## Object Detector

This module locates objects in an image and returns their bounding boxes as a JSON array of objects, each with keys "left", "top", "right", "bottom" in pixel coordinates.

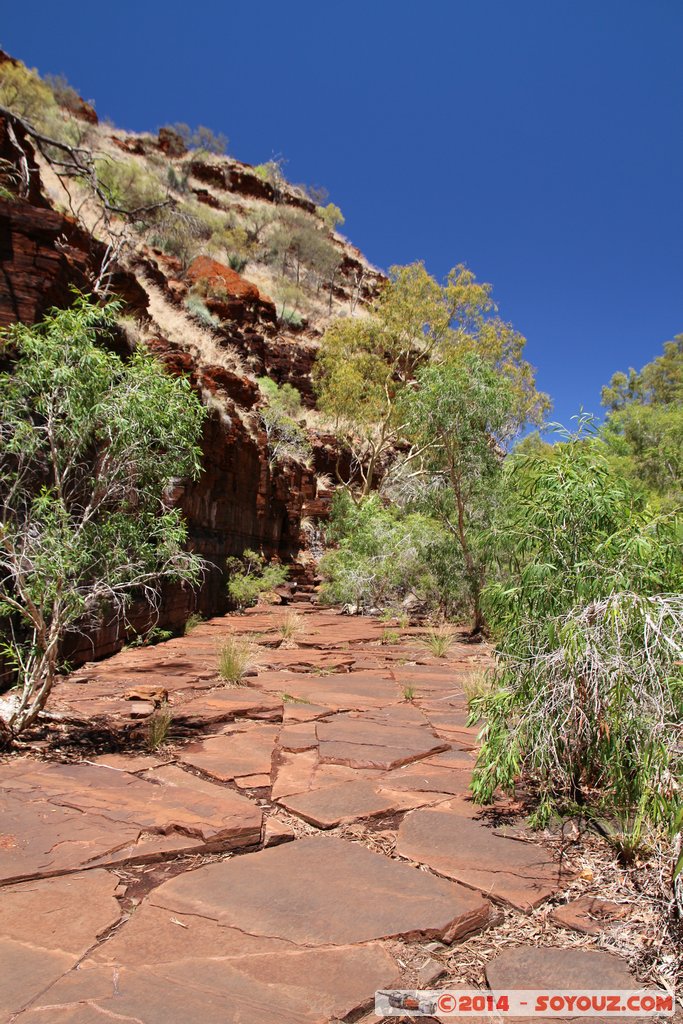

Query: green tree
[
  {"left": 601, "top": 336, "right": 683, "bottom": 504},
  {"left": 317, "top": 202, "right": 345, "bottom": 231},
  {"left": 0, "top": 299, "right": 206, "bottom": 742},
  {"left": 314, "top": 261, "right": 548, "bottom": 498},
  {"left": 399, "top": 354, "right": 515, "bottom": 632}
]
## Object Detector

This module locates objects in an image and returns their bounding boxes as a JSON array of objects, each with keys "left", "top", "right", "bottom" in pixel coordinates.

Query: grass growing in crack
[
  {"left": 184, "top": 613, "right": 203, "bottom": 635},
  {"left": 381, "top": 629, "right": 400, "bottom": 645},
  {"left": 421, "top": 626, "right": 454, "bottom": 658},
  {"left": 280, "top": 692, "right": 311, "bottom": 704},
  {"left": 146, "top": 701, "right": 173, "bottom": 751},
  {"left": 278, "top": 610, "right": 304, "bottom": 641},
  {"left": 403, "top": 684, "right": 416, "bottom": 701},
  {"left": 218, "top": 637, "right": 253, "bottom": 684}
]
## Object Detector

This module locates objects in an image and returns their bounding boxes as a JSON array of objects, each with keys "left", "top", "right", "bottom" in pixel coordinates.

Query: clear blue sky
[{"left": 3, "top": 1, "right": 681, "bottom": 427}]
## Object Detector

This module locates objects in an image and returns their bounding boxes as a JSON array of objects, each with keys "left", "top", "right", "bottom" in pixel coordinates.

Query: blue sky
[{"left": 3, "top": 1, "right": 681, "bottom": 427}]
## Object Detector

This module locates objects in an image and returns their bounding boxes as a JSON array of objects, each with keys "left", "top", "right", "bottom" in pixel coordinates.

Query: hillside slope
[{"left": 0, "top": 52, "right": 383, "bottom": 660}]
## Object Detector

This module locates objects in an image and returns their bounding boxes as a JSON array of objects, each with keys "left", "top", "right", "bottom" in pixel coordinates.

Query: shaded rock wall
[{"left": 0, "top": 116, "right": 338, "bottom": 667}]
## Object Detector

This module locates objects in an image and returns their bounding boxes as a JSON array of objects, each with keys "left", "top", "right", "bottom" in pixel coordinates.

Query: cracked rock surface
[{"left": 0, "top": 605, "right": 645, "bottom": 1022}]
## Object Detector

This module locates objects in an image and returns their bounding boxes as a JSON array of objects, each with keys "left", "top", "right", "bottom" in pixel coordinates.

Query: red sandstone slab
[
  {"left": 20, "top": 942, "right": 401, "bottom": 1024},
  {"left": 171, "top": 686, "right": 283, "bottom": 725},
  {"left": 278, "top": 721, "right": 318, "bottom": 751},
  {"left": 381, "top": 762, "right": 473, "bottom": 795},
  {"left": 179, "top": 723, "right": 279, "bottom": 780},
  {"left": 278, "top": 779, "right": 399, "bottom": 827},
  {"left": 151, "top": 835, "right": 493, "bottom": 945},
  {"left": 270, "top": 748, "right": 383, "bottom": 800},
  {"left": 549, "top": 896, "right": 631, "bottom": 935},
  {"left": 0, "top": 761, "right": 262, "bottom": 884},
  {"left": 0, "top": 870, "right": 121, "bottom": 1021},
  {"left": 397, "top": 808, "right": 570, "bottom": 911},
  {"left": 316, "top": 711, "right": 448, "bottom": 769},
  {"left": 485, "top": 947, "right": 644, "bottom": 1023},
  {"left": 253, "top": 670, "right": 400, "bottom": 711}
]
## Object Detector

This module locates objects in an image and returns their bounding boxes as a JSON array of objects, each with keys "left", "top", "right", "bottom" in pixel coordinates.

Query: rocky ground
[{"left": 0, "top": 604, "right": 677, "bottom": 1023}]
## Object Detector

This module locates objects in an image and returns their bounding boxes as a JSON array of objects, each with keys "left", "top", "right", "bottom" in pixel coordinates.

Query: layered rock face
[{"left": 0, "top": 112, "right": 356, "bottom": 662}]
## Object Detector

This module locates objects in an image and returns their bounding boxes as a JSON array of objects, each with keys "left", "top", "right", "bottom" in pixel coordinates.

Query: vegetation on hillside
[{"left": 0, "top": 299, "right": 205, "bottom": 743}]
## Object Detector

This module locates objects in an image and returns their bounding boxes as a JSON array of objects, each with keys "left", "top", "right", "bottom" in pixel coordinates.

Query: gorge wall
[{"left": 0, "top": 97, "right": 376, "bottom": 664}]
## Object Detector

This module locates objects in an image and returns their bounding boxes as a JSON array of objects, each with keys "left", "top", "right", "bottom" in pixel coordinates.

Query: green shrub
[
  {"left": 95, "top": 157, "right": 165, "bottom": 213},
  {"left": 0, "top": 61, "right": 57, "bottom": 125},
  {"left": 471, "top": 422, "right": 683, "bottom": 833},
  {"left": 184, "top": 293, "right": 220, "bottom": 328},
  {"left": 316, "top": 202, "right": 345, "bottom": 231},
  {"left": 228, "top": 253, "right": 247, "bottom": 273},
  {"left": 319, "top": 492, "right": 462, "bottom": 614},
  {"left": 227, "top": 549, "right": 289, "bottom": 610},
  {"left": 257, "top": 379, "right": 311, "bottom": 467},
  {"left": 280, "top": 309, "right": 304, "bottom": 328}
]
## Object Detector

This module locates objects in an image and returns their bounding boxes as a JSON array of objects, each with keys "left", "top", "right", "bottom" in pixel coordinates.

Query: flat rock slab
[
  {"left": 151, "top": 835, "right": 493, "bottom": 945},
  {"left": 271, "top": 748, "right": 383, "bottom": 800},
  {"left": 397, "top": 808, "right": 569, "bottom": 911},
  {"left": 170, "top": 686, "right": 283, "bottom": 725},
  {"left": 17, "top": 944, "right": 400, "bottom": 1024},
  {"left": 278, "top": 779, "right": 400, "bottom": 827},
  {"left": 316, "top": 709, "right": 447, "bottom": 769},
  {"left": 180, "top": 723, "right": 279, "bottom": 781},
  {"left": 0, "top": 760, "right": 262, "bottom": 884},
  {"left": 550, "top": 896, "right": 631, "bottom": 935},
  {"left": 255, "top": 670, "right": 401, "bottom": 711},
  {"left": 485, "top": 947, "right": 646, "bottom": 1023},
  {"left": 0, "top": 870, "right": 121, "bottom": 1020}
]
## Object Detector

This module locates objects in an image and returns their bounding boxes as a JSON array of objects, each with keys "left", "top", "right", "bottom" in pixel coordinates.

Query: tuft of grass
[
  {"left": 398, "top": 613, "right": 410, "bottom": 629},
  {"left": 421, "top": 626, "right": 454, "bottom": 658},
  {"left": 381, "top": 629, "right": 400, "bottom": 645},
  {"left": 403, "top": 684, "right": 416, "bottom": 701},
  {"left": 184, "top": 613, "right": 203, "bottom": 635},
  {"left": 461, "top": 669, "right": 493, "bottom": 706},
  {"left": 218, "top": 637, "right": 253, "bottom": 684},
  {"left": 146, "top": 701, "right": 173, "bottom": 751},
  {"left": 278, "top": 610, "right": 304, "bottom": 641},
  {"left": 280, "top": 692, "right": 310, "bottom": 704}
]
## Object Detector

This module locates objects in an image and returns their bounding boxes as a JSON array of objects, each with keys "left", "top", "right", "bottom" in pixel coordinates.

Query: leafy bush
[
  {"left": 227, "top": 253, "right": 247, "bottom": 273},
  {"left": 0, "top": 61, "right": 57, "bottom": 125},
  {"left": 316, "top": 202, "right": 345, "bottom": 231},
  {"left": 0, "top": 61, "right": 83, "bottom": 146},
  {"left": 95, "top": 157, "right": 165, "bottom": 214},
  {"left": 601, "top": 335, "right": 683, "bottom": 506},
  {"left": 319, "top": 492, "right": 462, "bottom": 614},
  {"left": 0, "top": 298, "right": 205, "bottom": 740},
  {"left": 227, "top": 549, "right": 289, "bottom": 610},
  {"left": 280, "top": 309, "right": 304, "bottom": 328},
  {"left": 257, "top": 379, "right": 311, "bottom": 467},
  {"left": 471, "top": 422, "right": 683, "bottom": 832},
  {"left": 164, "top": 123, "right": 228, "bottom": 154}
]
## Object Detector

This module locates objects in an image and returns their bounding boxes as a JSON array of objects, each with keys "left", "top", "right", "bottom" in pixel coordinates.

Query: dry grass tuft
[
  {"left": 278, "top": 610, "right": 305, "bottom": 641},
  {"left": 421, "top": 625, "right": 454, "bottom": 658},
  {"left": 217, "top": 636, "right": 253, "bottom": 683}
]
